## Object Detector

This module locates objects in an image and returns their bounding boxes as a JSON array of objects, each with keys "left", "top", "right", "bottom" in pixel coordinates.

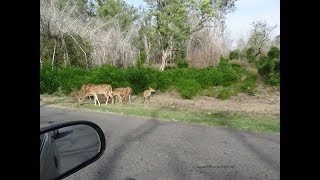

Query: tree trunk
[
  {"left": 159, "top": 36, "right": 173, "bottom": 71},
  {"left": 52, "top": 40, "right": 56, "bottom": 70},
  {"left": 143, "top": 34, "right": 151, "bottom": 64},
  {"left": 61, "top": 34, "right": 69, "bottom": 67}
]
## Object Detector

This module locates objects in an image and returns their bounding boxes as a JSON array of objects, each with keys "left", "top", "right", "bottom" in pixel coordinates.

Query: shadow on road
[
  {"left": 95, "top": 106, "right": 169, "bottom": 180},
  {"left": 224, "top": 128, "right": 280, "bottom": 173}
]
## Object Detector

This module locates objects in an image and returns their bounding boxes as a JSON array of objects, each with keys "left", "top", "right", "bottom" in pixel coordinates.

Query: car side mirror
[{"left": 40, "top": 121, "right": 106, "bottom": 180}]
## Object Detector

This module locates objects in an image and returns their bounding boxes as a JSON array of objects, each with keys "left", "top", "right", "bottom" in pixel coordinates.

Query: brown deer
[
  {"left": 111, "top": 86, "right": 133, "bottom": 104},
  {"left": 143, "top": 87, "right": 155, "bottom": 104},
  {"left": 124, "top": 87, "right": 132, "bottom": 103},
  {"left": 112, "top": 88, "right": 127, "bottom": 104},
  {"left": 78, "top": 84, "right": 113, "bottom": 106},
  {"left": 80, "top": 83, "right": 94, "bottom": 100}
]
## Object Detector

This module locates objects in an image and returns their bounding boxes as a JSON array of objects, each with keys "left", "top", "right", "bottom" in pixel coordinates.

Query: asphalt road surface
[{"left": 40, "top": 105, "right": 280, "bottom": 180}]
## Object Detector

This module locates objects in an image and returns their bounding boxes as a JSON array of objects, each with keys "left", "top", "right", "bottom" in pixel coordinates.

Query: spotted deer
[
  {"left": 143, "top": 87, "right": 155, "bottom": 104},
  {"left": 80, "top": 83, "right": 94, "bottom": 100},
  {"left": 112, "top": 88, "right": 127, "bottom": 104},
  {"left": 78, "top": 84, "right": 113, "bottom": 106},
  {"left": 124, "top": 87, "right": 132, "bottom": 103}
]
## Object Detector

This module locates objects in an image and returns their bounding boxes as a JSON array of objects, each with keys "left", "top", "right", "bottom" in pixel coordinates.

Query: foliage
[
  {"left": 96, "top": 0, "right": 140, "bottom": 30},
  {"left": 40, "top": 34, "right": 92, "bottom": 68},
  {"left": 229, "top": 49, "right": 240, "bottom": 60},
  {"left": 248, "top": 20, "right": 277, "bottom": 56},
  {"left": 267, "top": 46, "right": 280, "bottom": 59},
  {"left": 41, "top": 61, "right": 257, "bottom": 98},
  {"left": 246, "top": 47, "right": 255, "bottom": 63},
  {"left": 256, "top": 47, "right": 280, "bottom": 86}
]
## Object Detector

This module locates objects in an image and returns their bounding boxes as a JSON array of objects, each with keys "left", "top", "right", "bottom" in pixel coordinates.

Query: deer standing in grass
[
  {"left": 143, "top": 87, "right": 155, "bottom": 104},
  {"left": 78, "top": 84, "right": 113, "bottom": 106},
  {"left": 112, "top": 87, "right": 132, "bottom": 104},
  {"left": 124, "top": 87, "right": 132, "bottom": 103},
  {"left": 112, "top": 88, "right": 127, "bottom": 104},
  {"left": 80, "top": 83, "right": 94, "bottom": 100}
]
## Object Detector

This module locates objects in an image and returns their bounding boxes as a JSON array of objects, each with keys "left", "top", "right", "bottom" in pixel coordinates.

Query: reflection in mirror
[{"left": 40, "top": 124, "right": 101, "bottom": 180}]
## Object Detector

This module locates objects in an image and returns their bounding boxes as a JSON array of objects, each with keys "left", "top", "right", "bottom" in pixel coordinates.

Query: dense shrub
[
  {"left": 266, "top": 73, "right": 280, "bottom": 86},
  {"left": 229, "top": 50, "right": 240, "bottom": 60},
  {"left": 126, "top": 67, "right": 158, "bottom": 94},
  {"left": 258, "top": 60, "right": 273, "bottom": 77},
  {"left": 175, "top": 51, "right": 189, "bottom": 68},
  {"left": 40, "top": 61, "right": 258, "bottom": 99},
  {"left": 176, "top": 79, "right": 201, "bottom": 99},
  {"left": 267, "top": 46, "right": 280, "bottom": 59},
  {"left": 240, "top": 74, "right": 257, "bottom": 95},
  {"left": 246, "top": 48, "right": 255, "bottom": 63},
  {"left": 176, "top": 60, "right": 189, "bottom": 68},
  {"left": 217, "top": 89, "right": 234, "bottom": 100},
  {"left": 255, "top": 47, "right": 280, "bottom": 86},
  {"left": 40, "top": 63, "right": 60, "bottom": 94},
  {"left": 56, "top": 67, "right": 88, "bottom": 93},
  {"left": 273, "top": 60, "right": 280, "bottom": 74}
]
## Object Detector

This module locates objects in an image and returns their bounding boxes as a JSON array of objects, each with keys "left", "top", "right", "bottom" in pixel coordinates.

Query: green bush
[
  {"left": 89, "top": 65, "right": 121, "bottom": 86},
  {"left": 217, "top": 89, "right": 234, "bottom": 100},
  {"left": 273, "top": 60, "right": 280, "bottom": 74},
  {"left": 266, "top": 73, "right": 280, "bottom": 86},
  {"left": 240, "top": 74, "right": 257, "bottom": 95},
  {"left": 229, "top": 50, "right": 240, "bottom": 60},
  {"left": 40, "top": 61, "right": 258, "bottom": 99},
  {"left": 267, "top": 46, "right": 280, "bottom": 59},
  {"left": 246, "top": 48, "right": 255, "bottom": 63},
  {"left": 176, "top": 79, "right": 201, "bottom": 99},
  {"left": 40, "top": 62, "right": 60, "bottom": 94},
  {"left": 258, "top": 61, "right": 273, "bottom": 77},
  {"left": 254, "top": 46, "right": 280, "bottom": 86},
  {"left": 56, "top": 67, "right": 88, "bottom": 93},
  {"left": 217, "top": 61, "right": 241, "bottom": 86},
  {"left": 176, "top": 60, "right": 189, "bottom": 68},
  {"left": 126, "top": 67, "right": 157, "bottom": 94},
  {"left": 175, "top": 51, "right": 188, "bottom": 68}
]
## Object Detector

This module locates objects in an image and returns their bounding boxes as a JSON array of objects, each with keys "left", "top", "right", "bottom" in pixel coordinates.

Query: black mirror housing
[{"left": 40, "top": 121, "right": 106, "bottom": 180}]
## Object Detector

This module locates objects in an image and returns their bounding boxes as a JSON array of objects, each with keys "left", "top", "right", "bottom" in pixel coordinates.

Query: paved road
[{"left": 40, "top": 105, "right": 280, "bottom": 180}]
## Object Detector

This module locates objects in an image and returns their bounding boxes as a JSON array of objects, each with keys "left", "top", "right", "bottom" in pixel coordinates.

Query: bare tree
[
  {"left": 185, "top": 0, "right": 235, "bottom": 68},
  {"left": 186, "top": 25, "right": 232, "bottom": 68},
  {"left": 40, "top": 0, "right": 139, "bottom": 68},
  {"left": 248, "top": 20, "right": 276, "bottom": 57}
]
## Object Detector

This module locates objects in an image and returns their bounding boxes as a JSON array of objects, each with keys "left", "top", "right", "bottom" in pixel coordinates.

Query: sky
[{"left": 124, "top": 0, "right": 280, "bottom": 44}]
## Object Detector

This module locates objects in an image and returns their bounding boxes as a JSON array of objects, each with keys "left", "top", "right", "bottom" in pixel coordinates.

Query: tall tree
[{"left": 143, "top": 0, "right": 237, "bottom": 70}]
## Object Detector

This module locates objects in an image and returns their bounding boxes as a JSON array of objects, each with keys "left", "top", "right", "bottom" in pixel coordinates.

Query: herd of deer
[{"left": 76, "top": 83, "right": 156, "bottom": 106}]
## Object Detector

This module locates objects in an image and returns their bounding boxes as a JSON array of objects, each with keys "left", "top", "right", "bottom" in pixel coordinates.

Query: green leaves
[
  {"left": 200, "top": 0, "right": 216, "bottom": 17},
  {"left": 97, "top": 0, "right": 140, "bottom": 30}
]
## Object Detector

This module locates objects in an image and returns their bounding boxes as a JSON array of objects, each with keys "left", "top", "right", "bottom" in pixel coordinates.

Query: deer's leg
[
  {"left": 104, "top": 93, "right": 109, "bottom": 105},
  {"left": 94, "top": 94, "right": 100, "bottom": 106}
]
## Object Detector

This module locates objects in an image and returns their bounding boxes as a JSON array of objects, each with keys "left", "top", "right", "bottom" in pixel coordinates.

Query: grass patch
[{"left": 41, "top": 95, "right": 280, "bottom": 133}]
